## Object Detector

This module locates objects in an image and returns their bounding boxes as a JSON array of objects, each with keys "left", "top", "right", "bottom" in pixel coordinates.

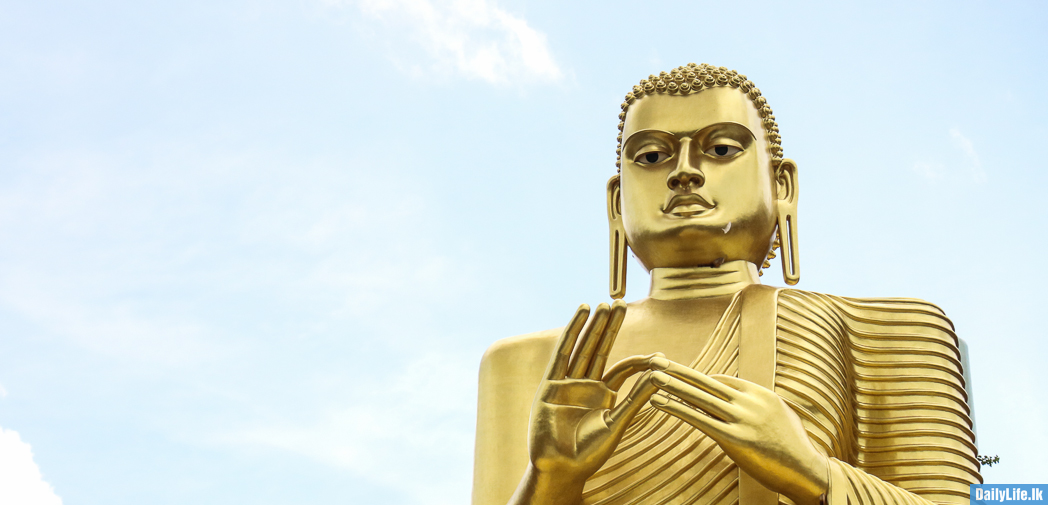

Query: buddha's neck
[{"left": 649, "top": 260, "right": 760, "bottom": 300}]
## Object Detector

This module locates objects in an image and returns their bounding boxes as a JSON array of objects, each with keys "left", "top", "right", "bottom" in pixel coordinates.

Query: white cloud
[
  {"left": 0, "top": 427, "right": 63, "bottom": 505},
  {"left": 230, "top": 352, "right": 476, "bottom": 504},
  {"left": 912, "top": 161, "right": 945, "bottom": 180},
  {"left": 344, "top": 0, "right": 562, "bottom": 84},
  {"left": 0, "top": 151, "right": 226, "bottom": 367},
  {"left": 913, "top": 129, "right": 987, "bottom": 184},
  {"left": 0, "top": 279, "right": 221, "bottom": 366},
  {"left": 0, "top": 140, "right": 480, "bottom": 365},
  {"left": 950, "top": 128, "right": 987, "bottom": 182}
]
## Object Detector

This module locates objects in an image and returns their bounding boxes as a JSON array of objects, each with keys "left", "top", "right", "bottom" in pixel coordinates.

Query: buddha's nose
[{"left": 667, "top": 139, "right": 704, "bottom": 190}]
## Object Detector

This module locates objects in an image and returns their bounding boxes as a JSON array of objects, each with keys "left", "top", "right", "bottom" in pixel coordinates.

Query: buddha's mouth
[{"left": 663, "top": 193, "right": 714, "bottom": 217}]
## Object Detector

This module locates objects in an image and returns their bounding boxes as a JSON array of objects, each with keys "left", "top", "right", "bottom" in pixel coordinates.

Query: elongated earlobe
[
  {"left": 608, "top": 175, "right": 628, "bottom": 299},
  {"left": 775, "top": 159, "right": 800, "bottom": 285}
]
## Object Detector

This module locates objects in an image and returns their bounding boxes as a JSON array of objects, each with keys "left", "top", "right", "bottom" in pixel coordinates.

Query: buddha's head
[{"left": 607, "top": 64, "right": 799, "bottom": 298}]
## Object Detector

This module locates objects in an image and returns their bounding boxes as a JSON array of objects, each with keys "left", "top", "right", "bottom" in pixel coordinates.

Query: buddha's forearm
[{"left": 506, "top": 464, "right": 585, "bottom": 505}]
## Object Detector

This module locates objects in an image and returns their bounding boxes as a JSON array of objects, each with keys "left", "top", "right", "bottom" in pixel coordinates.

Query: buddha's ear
[
  {"left": 775, "top": 159, "right": 798, "bottom": 204},
  {"left": 607, "top": 175, "right": 622, "bottom": 220},
  {"left": 774, "top": 159, "right": 800, "bottom": 285},
  {"left": 607, "top": 174, "right": 627, "bottom": 299}
]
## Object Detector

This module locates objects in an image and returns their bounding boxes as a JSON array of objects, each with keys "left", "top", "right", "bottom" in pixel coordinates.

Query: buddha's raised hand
[
  {"left": 647, "top": 359, "right": 829, "bottom": 505},
  {"left": 508, "top": 301, "right": 660, "bottom": 505}
]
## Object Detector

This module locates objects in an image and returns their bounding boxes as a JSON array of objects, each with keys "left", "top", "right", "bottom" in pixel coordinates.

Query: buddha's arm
[
  {"left": 472, "top": 330, "right": 559, "bottom": 505},
  {"left": 829, "top": 296, "right": 982, "bottom": 504}
]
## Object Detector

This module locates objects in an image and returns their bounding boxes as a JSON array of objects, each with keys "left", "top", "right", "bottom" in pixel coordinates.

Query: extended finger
[
  {"left": 708, "top": 374, "right": 756, "bottom": 392},
  {"left": 602, "top": 353, "right": 665, "bottom": 391},
  {"left": 544, "top": 304, "right": 590, "bottom": 380},
  {"left": 567, "top": 303, "right": 610, "bottom": 378},
  {"left": 651, "top": 371, "right": 736, "bottom": 421},
  {"left": 650, "top": 357, "right": 738, "bottom": 402},
  {"left": 586, "top": 299, "right": 627, "bottom": 380},
  {"left": 650, "top": 393, "right": 727, "bottom": 438},
  {"left": 605, "top": 371, "right": 659, "bottom": 436}
]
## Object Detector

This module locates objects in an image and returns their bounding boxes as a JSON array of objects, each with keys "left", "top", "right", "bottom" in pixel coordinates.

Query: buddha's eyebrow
[
  {"left": 623, "top": 122, "right": 756, "bottom": 144},
  {"left": 622, "top": 129, "right": 674, "bottom": 144}
]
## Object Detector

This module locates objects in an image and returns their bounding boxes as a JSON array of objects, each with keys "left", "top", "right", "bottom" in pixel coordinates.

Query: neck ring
[{"left": 649, "top": 260, "right": 760, "bottom": 300}]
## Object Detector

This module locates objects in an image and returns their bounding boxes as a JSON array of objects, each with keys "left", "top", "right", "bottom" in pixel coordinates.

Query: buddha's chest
[{"left": 605, "top": 297, "right": 736, "bottom": 368}]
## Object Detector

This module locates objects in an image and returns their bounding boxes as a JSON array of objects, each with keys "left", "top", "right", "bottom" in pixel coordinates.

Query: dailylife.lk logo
[{"left": 972, "top": 485, "right": 1047, "bottom": 503}]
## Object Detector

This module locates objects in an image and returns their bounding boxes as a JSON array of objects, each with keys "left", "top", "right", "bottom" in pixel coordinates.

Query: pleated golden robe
[{"left": 581, "top": 287, "right": 981, "bottom": 505}]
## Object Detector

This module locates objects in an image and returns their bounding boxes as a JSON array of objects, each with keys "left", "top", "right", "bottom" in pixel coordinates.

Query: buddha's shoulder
[
  {"left": 776, "top": 287, "right": 954, "bottom": 331},
  {"left": 480, "top": 327, "right": 562, "bottom": 374}
]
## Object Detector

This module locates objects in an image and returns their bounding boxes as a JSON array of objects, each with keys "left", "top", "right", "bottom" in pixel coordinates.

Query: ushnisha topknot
[{"left": 615, "top": 63, "right": 783, "bottom": 171}]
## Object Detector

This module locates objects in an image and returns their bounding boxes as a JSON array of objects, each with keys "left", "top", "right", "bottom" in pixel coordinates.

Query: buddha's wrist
[
  {"left": 507, "top": 463, "right": 586, "bottom": 505},
  {"left": 782, "top": 455, "right": 830, "bottom": 505}
]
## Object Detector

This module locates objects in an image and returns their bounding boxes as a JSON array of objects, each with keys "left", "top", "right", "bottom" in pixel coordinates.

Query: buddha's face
[{"left": 617, "top": 87, "right": 791, "bottom": 271}]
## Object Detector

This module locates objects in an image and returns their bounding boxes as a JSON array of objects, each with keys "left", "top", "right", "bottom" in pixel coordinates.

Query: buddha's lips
[{"left": 663, "top": 194, "right": 714, "bottom": 214}]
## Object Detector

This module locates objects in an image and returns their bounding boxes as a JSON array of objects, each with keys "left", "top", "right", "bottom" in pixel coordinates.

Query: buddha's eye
[
  {"left": 634, "top": 150, "right": 670, "bottom": 165},
  {"left": 705, "top": 144, "right": 742, "bottom": 158}
]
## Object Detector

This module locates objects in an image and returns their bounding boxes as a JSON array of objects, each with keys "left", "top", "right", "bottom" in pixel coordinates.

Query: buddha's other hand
[
  {"left": 649, "top": 360, "right": 829, "bottom": 505},
  {"left": 510, "top": 301, "right": 661, "bottom": 505}
]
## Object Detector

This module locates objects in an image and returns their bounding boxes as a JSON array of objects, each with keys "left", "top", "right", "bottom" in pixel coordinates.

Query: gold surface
[{"left": 472, "top": 64, "right": 980, "bottom": 505}]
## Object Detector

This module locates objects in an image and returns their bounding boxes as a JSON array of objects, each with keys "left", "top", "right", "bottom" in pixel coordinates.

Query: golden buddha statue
[{"left": 471, "top": 63, "right": 981, "bottom": 505}]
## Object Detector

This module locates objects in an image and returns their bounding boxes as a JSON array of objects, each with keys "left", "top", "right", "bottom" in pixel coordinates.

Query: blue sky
[{"left": 1, "top": 1, "right": 1046, "bottom": 503}]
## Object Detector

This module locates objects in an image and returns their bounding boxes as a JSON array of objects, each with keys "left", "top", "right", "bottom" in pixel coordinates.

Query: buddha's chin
[
  {"left": 655, "top": 213, "right": 733, "bottom": 235},
  {"left": 628, "top": 218, "right": 774, "bottom": 271}
]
